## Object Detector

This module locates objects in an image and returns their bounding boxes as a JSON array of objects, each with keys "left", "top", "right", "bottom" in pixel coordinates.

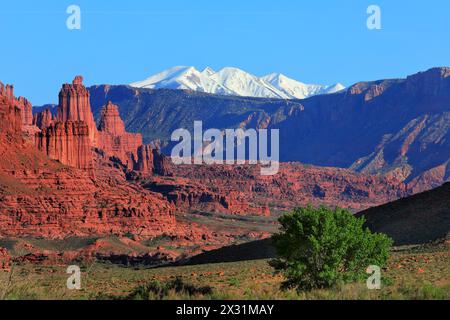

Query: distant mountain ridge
[
  {"left": 130, "top": 66, "right": 345, "bottom": 99},
  {"left": 83, "top": 67, "right": 450, "bottom": 193}
]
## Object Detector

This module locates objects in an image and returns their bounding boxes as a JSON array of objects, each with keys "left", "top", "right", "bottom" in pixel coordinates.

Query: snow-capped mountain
[
  {"left": 262, "top": 73, "right": 345, "bottom": 99},
  {"left": 130, "top": 66, "right": 345, "bottom": 99}
]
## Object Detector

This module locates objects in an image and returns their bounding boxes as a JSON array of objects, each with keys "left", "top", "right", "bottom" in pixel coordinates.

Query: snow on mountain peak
[
  {"left": 201, "top": 67, "right": 216, "bottom": 76},
  {"left": 131, "top": 66, "right": 345, "bottom": 99}
]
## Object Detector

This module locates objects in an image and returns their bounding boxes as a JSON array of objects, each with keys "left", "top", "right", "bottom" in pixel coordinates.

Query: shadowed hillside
[
  {"left": 183, "top": 238, "right": 276, "bottom": 266},
  {"left": 184, "top": 183, "right": 450, "bottom": 265},
  {"left": 357, "top": 183, "right": 450, "bottom": 245}
]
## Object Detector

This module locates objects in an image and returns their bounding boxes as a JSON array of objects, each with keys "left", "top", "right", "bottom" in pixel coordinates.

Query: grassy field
[{"left": 1, "top": 242, "right": 448, "bottom": 300}]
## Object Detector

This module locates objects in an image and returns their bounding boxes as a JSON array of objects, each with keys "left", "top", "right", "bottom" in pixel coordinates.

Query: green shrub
[{"left": 270, "top": 206, "right": 393, "bottom": 292}]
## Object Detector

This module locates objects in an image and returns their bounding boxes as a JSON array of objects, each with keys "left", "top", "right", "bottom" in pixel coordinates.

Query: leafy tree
[{"left": 269, "top": 206, "right": 393, "bottom": 291}]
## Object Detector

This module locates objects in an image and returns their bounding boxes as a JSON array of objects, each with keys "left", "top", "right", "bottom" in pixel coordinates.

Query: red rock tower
[
  {"left": 57, "top": 76, "right": 98, "bottom": 145},
  {"left": 98, "top": 101, "right": 126, "bottom": 135},
  {"left": 97, "top": 101, "right": 142, "bottom": 166}
]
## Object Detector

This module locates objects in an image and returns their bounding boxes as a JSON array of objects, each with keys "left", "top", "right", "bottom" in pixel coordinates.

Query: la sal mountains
[
  {"left": 35, "top": 66, "right": 450, "bottom": 193},
  {"left": 130, "top": 66, "right": 345, "bottom": 99}
]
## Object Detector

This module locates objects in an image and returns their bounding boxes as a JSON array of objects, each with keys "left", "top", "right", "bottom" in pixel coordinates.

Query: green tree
[{"left": 269, "top": 206, "right": 393, "bottom": 291}]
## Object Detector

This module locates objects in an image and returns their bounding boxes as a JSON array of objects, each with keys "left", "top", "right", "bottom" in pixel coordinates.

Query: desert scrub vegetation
[
  {"left": 0, "top": 250, "right": 448, "bottom": 300},
  {"left": 98, "top": 277, "right": 214, "bottom": 300},
  {"left": 270, "top": 206, "right": 393, "bottom": 291}
]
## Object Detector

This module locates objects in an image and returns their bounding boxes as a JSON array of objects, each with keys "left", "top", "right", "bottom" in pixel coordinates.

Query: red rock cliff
[
  {"left": 0, "top": 82, "right": 22, "bottom": 136},
  {"left": 16, "top": 96, "right": 33, "bottom": 126},
  {"left": 35, "top": 121, "right": 94, "bottom": 173}
]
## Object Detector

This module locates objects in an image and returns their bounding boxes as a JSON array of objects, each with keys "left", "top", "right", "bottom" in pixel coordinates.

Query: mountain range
[
  {"left": 83, "top": 67, "right": 450, "bottom": 193},
  {"left": 130, "top": 66, "right": 345, "bottom": 99}
]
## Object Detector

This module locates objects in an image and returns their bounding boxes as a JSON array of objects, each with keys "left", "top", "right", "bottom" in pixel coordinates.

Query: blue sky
[{"left": 1, "top": 0, "right": 449, "bottom": 105}]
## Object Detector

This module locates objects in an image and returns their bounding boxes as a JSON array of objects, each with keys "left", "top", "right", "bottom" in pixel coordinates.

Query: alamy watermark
[
  {"left": 366, "top": 265, "right": 381, "bottom": 290},
  {"left": 66, "top": 5, "right": 81, "bottom": 30},
  {"left": 367, "top": 5, "right": 382, "bottom": 30},
  {"left": 171, "top": 121, "right": 279, "bottom": 176},
  {"left": 66, "top": 265, "right": 81, "bottom": 290}
]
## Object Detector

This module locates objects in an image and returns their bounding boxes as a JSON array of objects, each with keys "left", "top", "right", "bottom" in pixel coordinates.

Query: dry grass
[{"left": 0, "top": 243, "right": 448, "bottom": 300}]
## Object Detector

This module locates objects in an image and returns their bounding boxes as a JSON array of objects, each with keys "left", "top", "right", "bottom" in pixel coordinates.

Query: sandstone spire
[
  {"left": 97, "top": 101, "right": 142, "bottom": 166},
  {"left": 98, "top": 101, "right": 126, "bottom": 135},
  {"left": 56, "top": 76, "right": 98, "bottom": 145}
]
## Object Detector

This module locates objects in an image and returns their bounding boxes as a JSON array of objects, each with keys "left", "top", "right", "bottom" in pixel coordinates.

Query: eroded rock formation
[
  {"left": 16, "top": 96, "right": 33, "bottom": 126},
  {"left": 0, "top": 82, "right": 22, "bottom": 136},
  {"left": 145, "top": 176, "right": 270, "bottom": 216},
  {"left": 143, "top": 162, "right": 409, "bottom": 214},
  {"left": 0, "top": 163, "right": 176, "bottom": 239},
  {"left": 35, "top": 121, "right": 94, "bottom": 173},
  {"left": 134, "top": 144, "right": 169, "bottom": 176},
  {"left": 97, "top": 101, "right": 142, "bottom": 167},
  {"left": 0, "top": 81, "right": 34, "bottom": 134},
  {"left": 33, "top": 108, "right": 54, "bottom": 129},
  {"left": 96, "top": 101, "right": 167, "bottom": 175},
  {"left": 1, "top": 78, "right": 177, "bottom": 239},
  {"left": 34, "top": 77, "right": 167, "bottom": 176},
  {"left": 57, "top": 76, "right": 99, "bottom": 145}
]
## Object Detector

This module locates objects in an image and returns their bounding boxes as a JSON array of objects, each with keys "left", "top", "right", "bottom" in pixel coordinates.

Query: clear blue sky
[{"left": 1, "top": 0, "right": 449, "bottom": 105}]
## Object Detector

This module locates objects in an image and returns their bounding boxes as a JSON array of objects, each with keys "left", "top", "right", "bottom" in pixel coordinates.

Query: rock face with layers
[
  {"left": 35, "top": 121, "right": 94, "bottom": 173},
  {"left": 98, "top": 101, "right": 126, "bottom": 135},
  {"left": 143, "top": 162, "right": 409, "bottom": 215},
  {"left": 16, "top": 96, "right": 33, "bottom": 126},
  {"left": 0, "top": 81, "right": 34, "bottom": 133},
  {"left": 0, "top": 82, "right": 22, "bottom": 136},
  {"left": 144, "top": 176, "right": 270, "bottom": 216},
  {"left": 0, "top": 163, "right": 176, "bottom": 239}
]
